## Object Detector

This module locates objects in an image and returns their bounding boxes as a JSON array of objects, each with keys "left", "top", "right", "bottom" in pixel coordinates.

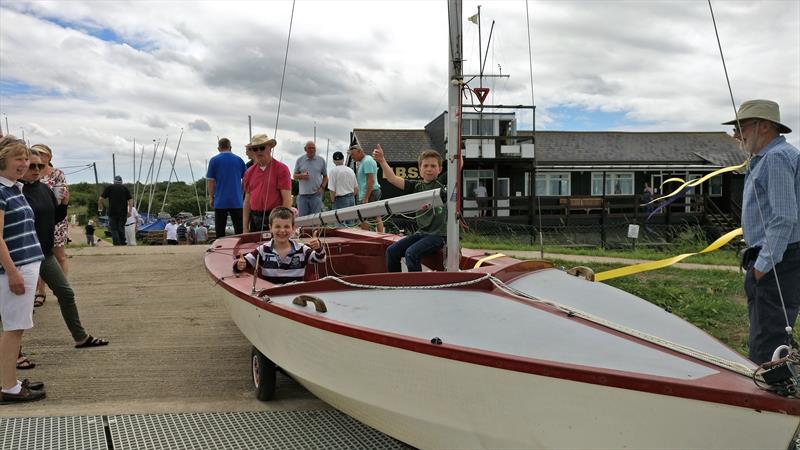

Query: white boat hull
[{"left": 220, "top": 289, "right": 799, "bottom": 450}]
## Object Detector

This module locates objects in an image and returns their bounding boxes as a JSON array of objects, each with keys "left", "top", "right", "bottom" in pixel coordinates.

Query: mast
[{"left": 446, "top": 0, "right": 463, "bottom": 272}]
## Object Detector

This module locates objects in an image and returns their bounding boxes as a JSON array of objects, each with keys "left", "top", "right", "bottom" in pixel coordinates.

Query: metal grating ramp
[
  {"left": 0, "top": 416, "right": 107, "bottom": 450},
  {"left": 107, "top": 410, "right": 411, "bottom": 450}
]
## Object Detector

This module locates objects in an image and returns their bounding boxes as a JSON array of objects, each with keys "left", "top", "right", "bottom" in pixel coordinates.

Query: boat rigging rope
[
  {"left": 320, "top": 272, "right": 759, "bottom": 379},
  {"left": 707, "top": 0, "right": 792, "bottom": 337},
  {"left": 524, "top": 0, "right": 545, "bottom": 259},
  {"left": 250, "top": 0, "right": 298, "bottom": 295}
]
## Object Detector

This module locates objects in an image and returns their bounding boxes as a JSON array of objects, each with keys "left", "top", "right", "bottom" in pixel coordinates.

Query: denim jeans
[
  {"left": 108, "top": 215, "right": 126, "bottom": 246},
  {"left": 333, "top": 193, "right": 356, "bottom": 226},
  {"left": 386, "top": 233, "right": 446, "bottom": 272},
  {"left": 297, "top": 193, "right": 323, "bottom": 216},
  {"left": 744, "top": 245, "right": 800, "bottom": 364}
]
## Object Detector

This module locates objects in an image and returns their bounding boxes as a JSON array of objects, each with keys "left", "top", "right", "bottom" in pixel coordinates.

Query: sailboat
[{"left": 205, "top": 2, "right": 800, "bottom": 448}]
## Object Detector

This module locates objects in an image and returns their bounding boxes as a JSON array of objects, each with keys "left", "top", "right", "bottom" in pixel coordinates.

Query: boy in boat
[
  {"left": 373, "top": 145, "right": 447, "bottom": 272},
  {"left": 233, "top": 207, "right": 326, "bottom": 284}
]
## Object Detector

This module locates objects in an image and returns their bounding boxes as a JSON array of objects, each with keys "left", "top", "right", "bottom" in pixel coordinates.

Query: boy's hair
[
  {"left": 269, "top": 207, "right": 295, "bottom": 226},
  {"left": 0, "top": 135, "right": 30, "bottom": 170},
  {"left": 417, "top": 150, "right": 443, "bottom": 167}
]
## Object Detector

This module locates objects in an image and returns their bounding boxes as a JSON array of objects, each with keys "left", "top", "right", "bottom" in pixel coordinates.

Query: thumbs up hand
[
  {"left": 373, "top": 144, "right": 384, "bottom": 163},
  {"left": 309, "top": 229, "right": 321, "bottom": 250}
]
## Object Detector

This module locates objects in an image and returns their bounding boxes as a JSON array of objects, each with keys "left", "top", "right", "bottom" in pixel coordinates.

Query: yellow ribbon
[
  {"left": 474, "top": 253, "right": 507, "bottom": 268},
  {"left": 594, "top": 227, "right": 743, "bottom": 282},
  {"left": 645, "top": 160, "right": 748, "bottom": 206}
]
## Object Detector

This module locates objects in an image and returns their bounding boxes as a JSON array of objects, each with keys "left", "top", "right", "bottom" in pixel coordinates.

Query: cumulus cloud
[
  {"left": 145, "top": 115, "right": 168, "bottom": 129},
  {"left": 188, "top": 119, "right": 211, "bottom": 131}
]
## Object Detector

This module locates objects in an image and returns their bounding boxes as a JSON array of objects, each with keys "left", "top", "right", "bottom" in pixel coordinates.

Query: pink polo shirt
[{"left": 243, "top": 160, "right": 292, "bottom": 212}]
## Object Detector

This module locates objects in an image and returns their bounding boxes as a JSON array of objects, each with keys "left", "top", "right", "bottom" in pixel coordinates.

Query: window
[
  {"left": 535, "top": 173, "right": 571, "bottom": 196},
  {"left": 709, "top": 176, "right": 723, "bottom": 197},
  {"left": 591, "top": 172, "right": 634, "bottom": 196},
  {"left": 462, "top": 119, "right": 494, "bottom": 136}
]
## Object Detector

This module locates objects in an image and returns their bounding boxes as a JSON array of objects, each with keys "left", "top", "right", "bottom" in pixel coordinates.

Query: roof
[
  {"left": 535, "top": 131, "right": 748, "bottom": 173},
  {"left": 351, "top": 129, "right": 440, "bottom": 163},
  {"left": 521, "top": 131, "right": 747, "bottom": 167}
]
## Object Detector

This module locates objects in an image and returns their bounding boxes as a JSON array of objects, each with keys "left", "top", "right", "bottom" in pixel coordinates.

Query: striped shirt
[
  {"left": 742, "top": 136, "right": 800, "bottom": 273},
  {"left": 0, "top": 176, "right": 44, "bottom": 273},
  {"left": 234, "top": 238, "right": 326, "bottom": 284}
]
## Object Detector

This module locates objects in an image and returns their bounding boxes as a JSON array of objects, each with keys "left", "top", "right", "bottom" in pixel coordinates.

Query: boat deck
[{"left": 0, "top": 244, "right": 409, "bottom": 449}]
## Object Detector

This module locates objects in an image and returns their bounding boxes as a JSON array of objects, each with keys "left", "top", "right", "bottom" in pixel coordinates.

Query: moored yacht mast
[{"left": 445, "top": 0, "right": 463, "bottom": 272}]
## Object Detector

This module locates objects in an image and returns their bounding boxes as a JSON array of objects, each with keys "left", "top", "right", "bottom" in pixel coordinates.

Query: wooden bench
[{"left": 560, "top": 197, "right": 604, "bottom": 214}]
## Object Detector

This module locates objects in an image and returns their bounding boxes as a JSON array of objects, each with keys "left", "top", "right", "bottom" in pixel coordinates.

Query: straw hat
[
  {"left": 246, "top": 133, "right": 277, "bottom": 148},
  {"left": 722, "top": 99, "right": 791, "bottom": 134}
]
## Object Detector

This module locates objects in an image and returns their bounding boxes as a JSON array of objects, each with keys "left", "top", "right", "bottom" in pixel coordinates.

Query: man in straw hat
[
  {"left": 242, "top": 133, "right": 292, "bottom": 233},
  {"left": 723, "top": 99, "right": 800, "bottom": 364}
]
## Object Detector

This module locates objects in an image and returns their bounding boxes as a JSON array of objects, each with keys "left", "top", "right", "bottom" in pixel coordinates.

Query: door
[{"left": 497, "top": 177, "right": 510, "bottom": 217}]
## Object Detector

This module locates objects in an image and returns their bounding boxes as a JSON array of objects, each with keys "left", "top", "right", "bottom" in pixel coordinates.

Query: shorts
[
  {"left": 0, "top": 261, "right": 42, "bottom": 331},
  {"left": 361, "top": 189, "right": 381, "bottom": 203}
]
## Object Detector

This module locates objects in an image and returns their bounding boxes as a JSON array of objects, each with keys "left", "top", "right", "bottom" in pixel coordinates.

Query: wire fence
[{"left": 383, "top": 215, "right": 742, "bottom": 252}]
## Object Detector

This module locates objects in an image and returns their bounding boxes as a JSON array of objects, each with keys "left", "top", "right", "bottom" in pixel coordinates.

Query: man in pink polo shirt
[{"left": 242, "top": 133, "right": 293, "bottom": 233}]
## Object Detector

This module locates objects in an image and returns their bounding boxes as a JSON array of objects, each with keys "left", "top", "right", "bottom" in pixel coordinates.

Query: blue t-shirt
[
  {"left": 356, "top": 155, "right": 381, "bottom": 202},
  {"left": 207, "top": 152, "right": 247, "bottom": 209}
]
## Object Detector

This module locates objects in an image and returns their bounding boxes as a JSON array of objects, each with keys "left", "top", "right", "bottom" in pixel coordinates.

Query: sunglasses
[
  {"left": 733, "top": 120, "right": 760, "bottom": 134},
  {"left": 251, "top": 146, "right": 268, "bottom": 152},
  {"left": 29, "top": 163, "right": 46, "bottom": 170}
]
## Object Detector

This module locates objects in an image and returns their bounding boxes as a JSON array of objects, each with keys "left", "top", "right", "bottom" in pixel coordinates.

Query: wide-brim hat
[
  {"left": 722, "top": 99, "right": 791, "bottom": 134},
  {"left": 246, "top": 133, "right": 277, "bottom": 148}
]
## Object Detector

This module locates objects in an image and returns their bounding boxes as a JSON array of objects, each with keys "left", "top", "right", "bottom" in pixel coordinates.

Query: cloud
[
  {"left": 188, "top": 119, "right": 211, "bottom": 131},
  {"left": 145, "top": 115, "right": 169, "bottom": 129},
  {"left": 0, "top": 1, "right": 797, "bottom": 184}
]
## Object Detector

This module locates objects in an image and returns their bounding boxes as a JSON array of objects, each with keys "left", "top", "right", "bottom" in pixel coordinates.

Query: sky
[{"left": 1, "top": 0, "right": 798, "bottom": 185}]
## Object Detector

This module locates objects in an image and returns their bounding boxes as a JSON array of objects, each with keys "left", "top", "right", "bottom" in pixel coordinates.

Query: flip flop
[
  {"left": 75, "top": 335, "right": 109, "bottom": 348},
  {"left": 16, "top": 355, "right": 35, "bottom": 370},
  {"left": 33, "top": 294, "right": 46, "bottom": 308}
]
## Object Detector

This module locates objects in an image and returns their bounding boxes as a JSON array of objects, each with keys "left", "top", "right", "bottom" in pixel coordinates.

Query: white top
[
  {"left": 164, "top": 222, "right": 178, "bottom": 240},
  {"left": 328, "top": 165, "right": 357, "bottom": 197},
  {"left": 125, "top": 206, "right": 141, "bottom": 226},
  {"left": 474, "top": 185, "right": 487, "bottom": 197}
]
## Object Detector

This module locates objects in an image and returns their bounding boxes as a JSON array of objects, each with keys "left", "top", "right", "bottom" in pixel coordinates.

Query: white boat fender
[
  {"left": 772, "top": 345, "right": 793, "bottom": 362},
  {"left": 292, "top": 295, "right": 327, "bottom": 313},
  {"left": 755, "top": 347, "right": 800, "bottom": 397}
]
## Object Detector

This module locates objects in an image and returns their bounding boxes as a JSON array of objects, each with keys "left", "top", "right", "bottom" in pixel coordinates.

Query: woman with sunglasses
[
  {"left": 21, "top": 149, "right": 109, "bottom": 353},
  {"left": 30, "top": 144, "right": 69, "bottom": 307}
]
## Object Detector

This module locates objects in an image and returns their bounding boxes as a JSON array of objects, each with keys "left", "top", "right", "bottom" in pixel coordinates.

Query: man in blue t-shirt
[{"left": 206, "top": 138, "right": 247, "bottom": 238}]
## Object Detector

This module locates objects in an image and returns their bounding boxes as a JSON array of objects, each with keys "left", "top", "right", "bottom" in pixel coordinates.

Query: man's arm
[
  {"left": 242, "top": 192, "right": 251, "bottom": 233},
  {"left": 207, "top": 179, "right": 216, "bottom": 206},
  {"left": 372, "top": 144, "right": 405, "bottom": 190},
  {"left": 754, "top": 152, "right": 799, "bottom": 277},
  {"left": 97, "top": 196, "right": 104, "bottom": 212},
  {"left": 281, "top": 190, "right": 293, "bottom": 208},
  {"left": 127, "top": 199, "right": 133, "bottom": 217},
  {"left": 293, "top": 160, "right": 307, "bottom": 180},
  {"left": 319, "top": 175, "right": 328, "bottom": 194},
  {"left": 363, "top": 173, "right": 375, "bottom": 205}
]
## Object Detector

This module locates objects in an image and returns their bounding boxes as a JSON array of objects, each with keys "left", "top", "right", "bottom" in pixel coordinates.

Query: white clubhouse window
[
  {"left": 535, "top": 172, "right": 571, "bottom": 196},
  {"left": 709, "top": 176, "right": 723, "bottom": 197},
  {"left": 591, "top": 172, "right": 634, "bottom": 196}
]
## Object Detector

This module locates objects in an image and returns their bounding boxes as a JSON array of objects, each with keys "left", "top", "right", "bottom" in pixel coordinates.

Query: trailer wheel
[{"left": 251, "top": 346, "right": 276, "bottom": 401}]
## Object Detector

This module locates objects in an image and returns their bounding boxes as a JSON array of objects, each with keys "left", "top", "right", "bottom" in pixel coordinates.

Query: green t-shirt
[{"left": 403, "top": 176, "right": 447, "bottom": 236}]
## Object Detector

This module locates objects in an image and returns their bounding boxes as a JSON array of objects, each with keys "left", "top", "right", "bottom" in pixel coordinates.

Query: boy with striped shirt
[{"left": 234, "top": 207, "right": 325, "bottom": 284}]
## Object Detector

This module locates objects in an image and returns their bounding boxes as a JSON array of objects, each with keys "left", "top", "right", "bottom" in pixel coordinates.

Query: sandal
[
  {"left": 16, "top": 355, "right": 35, "bottom": 370},
  {"left": 75, "top": 335, "right": 109, "bottom": 348},
  {"left": 33, "top": 294, "right": 46, "bottom": 308}
]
